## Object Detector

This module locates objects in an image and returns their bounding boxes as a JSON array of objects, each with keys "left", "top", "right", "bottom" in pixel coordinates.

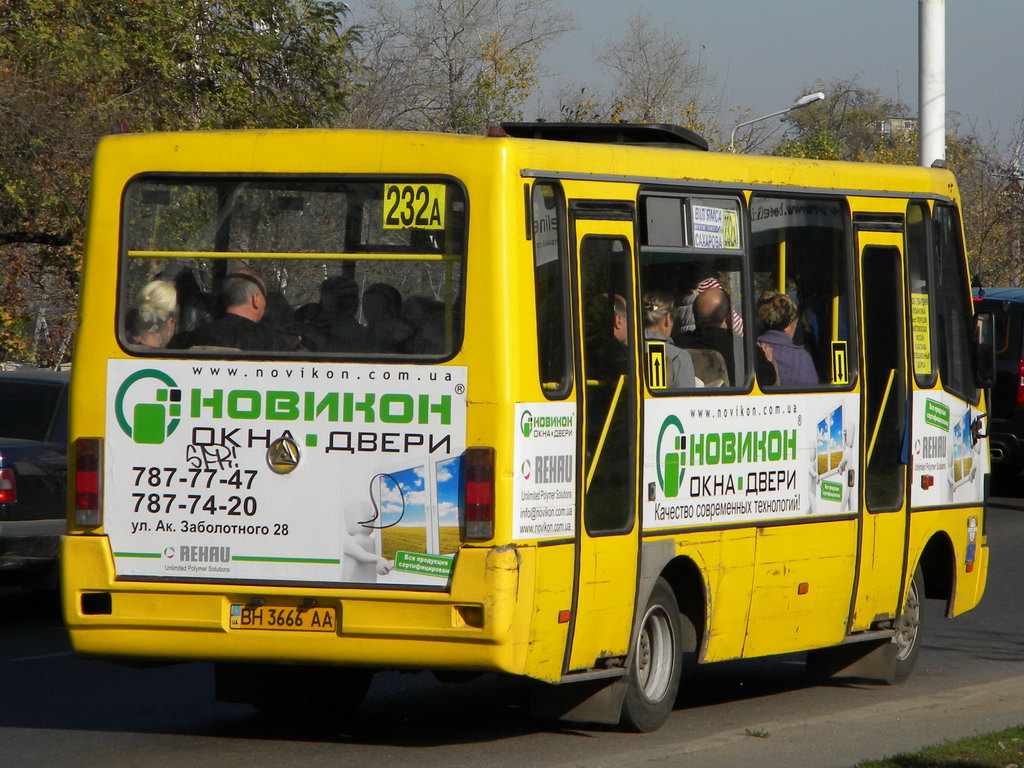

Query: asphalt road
[{"left": 1, "top": 502, "right": 1021, "bottom": 768}]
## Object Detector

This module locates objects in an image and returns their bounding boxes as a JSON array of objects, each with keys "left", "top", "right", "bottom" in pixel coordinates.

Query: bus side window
[
  {"left": 932, "top": 204, "right": 978, "bottom": 403},
  {"left": 639, "top": 193, "right": 748, "bottom": 391},
  {"left": 907, "top": 201, "right": 938, "bottom": 388},
  {"left": 750, "top": 195, "right": 856, "bottom": 390},
  {"left": 532, "top": 183, "right": 571, "bottom": 397}
]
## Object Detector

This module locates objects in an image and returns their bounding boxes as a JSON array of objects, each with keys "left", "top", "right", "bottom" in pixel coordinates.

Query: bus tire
[
  {"left": 620, "top": 578, "right": 683, "bottom": 732},
  {"left": 892, "top": 566, "right": 924, "bottom": 684}
]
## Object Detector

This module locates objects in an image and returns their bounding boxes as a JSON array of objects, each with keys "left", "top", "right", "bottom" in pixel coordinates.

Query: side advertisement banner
[
  {"left": 910, "top": 391, "right": 987, "bottom": 506},
  {"left": 105, "top": 359, "right": 467, "bottom": 587},
  {"left": 512, "top": 402, "right": 577, "bottom": 540},
  {"left": 643, "top": 393, "right": 859, "bottom": 529}
]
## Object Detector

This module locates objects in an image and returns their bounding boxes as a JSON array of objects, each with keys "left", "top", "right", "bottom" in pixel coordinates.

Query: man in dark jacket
[{"left": 186, "top": 270, "right": 283, "bottom": 351}]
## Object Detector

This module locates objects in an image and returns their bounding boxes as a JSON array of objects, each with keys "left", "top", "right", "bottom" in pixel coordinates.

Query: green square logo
[{"left": 133, "top": 403, "right": 167, "bottom": 444}]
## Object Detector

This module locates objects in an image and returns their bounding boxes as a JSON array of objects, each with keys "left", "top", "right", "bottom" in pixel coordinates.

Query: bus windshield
[{"left": 118, "top": 176, "right": 467, "bottom": 359}]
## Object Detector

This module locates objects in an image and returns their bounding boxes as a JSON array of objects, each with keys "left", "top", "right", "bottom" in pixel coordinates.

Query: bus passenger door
[
  {"left": 565, "top": 210, "right": 641, "bottom": 672},
  {"left": 853, "top": 230, "right": 910, "bottom": 629}
]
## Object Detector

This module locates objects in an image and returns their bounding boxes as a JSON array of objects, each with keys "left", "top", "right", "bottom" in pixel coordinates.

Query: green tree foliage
[
  {"left": 0, "top": 0, "right": 359, "bottom": 363},
  {"left": 770, "top": 78, "right": 910, "bottom": 161},
  {"left": 770, "top": 78, "right": 1024, "bottom": 286}
]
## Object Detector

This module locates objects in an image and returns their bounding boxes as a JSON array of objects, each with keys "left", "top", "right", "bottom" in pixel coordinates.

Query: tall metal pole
[{"left": 919, "top": 0, "right": 946, "bottom": 167}]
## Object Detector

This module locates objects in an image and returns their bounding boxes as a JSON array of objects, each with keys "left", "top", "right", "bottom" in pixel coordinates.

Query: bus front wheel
[{"left": 620, "top": 578, "right": 684, "bottom": 732}]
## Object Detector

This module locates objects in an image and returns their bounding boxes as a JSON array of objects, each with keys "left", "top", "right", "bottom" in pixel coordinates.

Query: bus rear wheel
[
  {"left": 892, "top": 566, "right": 924, "bottom": 683},
  {"left": 620, "top": 578, "right": 683, "bottom": 732}
]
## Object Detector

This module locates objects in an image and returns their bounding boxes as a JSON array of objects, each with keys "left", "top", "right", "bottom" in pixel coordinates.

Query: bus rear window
[{"left": 118, "top": 177, "right": 466, "bottom": 359}]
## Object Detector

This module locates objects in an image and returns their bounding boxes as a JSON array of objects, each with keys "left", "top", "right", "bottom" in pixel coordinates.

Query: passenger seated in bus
[
  {"left": 580, "top": 292, "right": 632, "bottom": 491},
  {"left": 173, "top": 268, "right": 215, "bottom": 338},
  {"left": 128, "top": 279, "right": 178, "bottom": 348},
  {"left": 755, "top": 291, "right": 818, "bottom": 387},
  {"left": 261, "top": 290, "right": 305, "bottom": 351},
  {"left": 675, "top": 287, "right": 736, "bottom": 385},
  {"left": 611, "top": 293, "right": 628, "bottom": 344},
  {"left": 674, "top": 287, "right": 697, "bottom": 335},
  {"left": 295, "top": 276, "right": 369, "bottom": 352},
  {"left": 400, "top": 295, "right": 447, "bottom": 354},
  {"left": 185, "top": 270, "right": 284, "bottom": 351},
  {"left": 642, "top": 291, "right": 695, "bottom": 388},
  {"left": 363, "top": 282, "right": 413, "bottom": 353},
  {"left": 696, "top": 276, "right": 744, "bottom": 335}
]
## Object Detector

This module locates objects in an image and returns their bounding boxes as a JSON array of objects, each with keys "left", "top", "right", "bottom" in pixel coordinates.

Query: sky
[{"left": 532, "top": 0, "right": 1023, "bottom": 151}]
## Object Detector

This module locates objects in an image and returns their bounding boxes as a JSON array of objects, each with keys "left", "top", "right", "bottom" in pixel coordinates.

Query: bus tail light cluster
[
  {"left": 0, "top": 468, "right": 17, "bottom": 503},
  {"left": 965, "top": 516, "right": 978, "bottom": 573},
  {"left": 1016, "top": 360, "right": 1024, "bottom": 404},
  {"left": 463, "top": 447, "right": 495, "bottom": 540},
  {"left": 74, "top": 437, "right": 103, "bottom": 528}
]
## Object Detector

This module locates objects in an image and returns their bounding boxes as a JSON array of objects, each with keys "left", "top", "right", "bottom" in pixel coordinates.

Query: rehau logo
[{"left": 178, "top": 545, "right": 231, "bottom": 563}]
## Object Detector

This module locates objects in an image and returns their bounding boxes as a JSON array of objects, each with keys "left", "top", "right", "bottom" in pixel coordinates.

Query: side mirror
[{"left": 974, "top": 310, "right": 996, "bottom": 388}]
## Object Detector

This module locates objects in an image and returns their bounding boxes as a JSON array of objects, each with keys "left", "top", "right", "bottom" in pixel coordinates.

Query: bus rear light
[
  {"left": 1017, "top": 360, "right": 1024, "bottom": 404},
  {"left": 965, "top": 516, "right": 978, "bottom": 573},
  {"left": 463, "top": 447, "right": 495, "bottom": 540},
  {"left": 0, "top": 468, "right": 17, "bottom": 503},
  {"left": 74, "top": 437, "right": 103, "bottom": 528}
]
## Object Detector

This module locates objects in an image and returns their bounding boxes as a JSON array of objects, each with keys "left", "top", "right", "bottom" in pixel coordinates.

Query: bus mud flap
[
  {"left": 806, "top": 637, "right": 897, "bottom": 683},
  {"left": 528, "top": 676, "right": 628, "bottom": 726}
]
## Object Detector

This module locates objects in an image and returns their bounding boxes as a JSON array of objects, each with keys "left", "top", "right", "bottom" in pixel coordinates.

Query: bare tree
[
  {"left": 598, "top": 12, "right": 714, "bottom": 126},
  {"left": 555, "top": 12, "right": 717, "bottom": 137},
  {"left": 965, "top": 117, "right": 1024, "bottom": 287},
  {"left": 347, "top": 0, "right": 573, "bottom": 134}
]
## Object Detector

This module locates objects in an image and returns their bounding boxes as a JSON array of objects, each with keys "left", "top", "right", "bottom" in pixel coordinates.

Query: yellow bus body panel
[{"left": 64, "top": 128, "right": 989, "bottom": 688}]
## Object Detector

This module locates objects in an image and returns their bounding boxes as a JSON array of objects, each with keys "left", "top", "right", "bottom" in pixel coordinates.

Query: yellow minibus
[{"left": 63, "top": 123, "right": 991, "bottom": 731}]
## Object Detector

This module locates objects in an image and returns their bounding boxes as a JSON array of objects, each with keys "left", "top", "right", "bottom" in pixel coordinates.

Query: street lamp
[{"left": 728, "top": 91, "right": 825, "bottom": 152}]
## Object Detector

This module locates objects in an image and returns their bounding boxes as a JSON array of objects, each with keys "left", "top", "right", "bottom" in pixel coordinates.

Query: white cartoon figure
[
  {"left": 341, "top": 500, "right": 393, "bottom": 583},
  {"left": 811, "top": 404, "right": 855, "bottom": 514}
]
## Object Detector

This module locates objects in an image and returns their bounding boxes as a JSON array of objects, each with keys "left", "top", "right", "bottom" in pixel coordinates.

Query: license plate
[{"left": 229, "top": 604, "right": 337, "bottom": 632}]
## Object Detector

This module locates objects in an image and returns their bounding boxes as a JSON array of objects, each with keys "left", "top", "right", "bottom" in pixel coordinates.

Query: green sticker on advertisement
[
  {"left": 394, "top": 550, "right": 454, "bottom": 577},
  {"left": 820, "top": 481, "right": 843, "bottom": 502},
  {"left": 924, "top": 398, "right": 950, "bottom": 431}
]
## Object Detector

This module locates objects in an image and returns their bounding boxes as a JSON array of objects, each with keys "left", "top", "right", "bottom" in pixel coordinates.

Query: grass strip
[{"left": 854, "top": 724, "right": 1024, "bottom": 768}]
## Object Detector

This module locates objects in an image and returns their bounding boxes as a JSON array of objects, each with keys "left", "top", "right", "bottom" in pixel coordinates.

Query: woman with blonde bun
[
  {"left": 129, "top": 280, "right": 178, "bottom": 348},
  {"left": 642, "top": 290, "right": 695, "bottom": 388}
]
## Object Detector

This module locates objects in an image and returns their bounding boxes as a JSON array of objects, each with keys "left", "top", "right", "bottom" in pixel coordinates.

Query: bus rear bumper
[{"left": 61, "top": 534, "right": 533, "bottom": 675}]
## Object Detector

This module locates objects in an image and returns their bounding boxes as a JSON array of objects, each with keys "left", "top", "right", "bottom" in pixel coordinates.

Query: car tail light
[
  {"left": 463, "top": 447, "right": 495, "bottom": 540},
  {"left": 0, "top": 468, "right": 17, "bottom": 503},
  {"left": 1017, "top": 360, "right": 1024, "bottom": 404},
  {"left": 74, "top": 437, "right": 103, "bottom": 527}
]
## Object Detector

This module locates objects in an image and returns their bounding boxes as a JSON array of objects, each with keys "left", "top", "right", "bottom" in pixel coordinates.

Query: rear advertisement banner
[{"left": 105, "top": 359, "right": 467, "bottom": 587}]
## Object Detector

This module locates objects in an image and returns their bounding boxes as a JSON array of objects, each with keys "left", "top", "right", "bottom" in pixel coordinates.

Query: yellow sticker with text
[
  {"left": 910, "top": 293, "right": 932, "bottom": 375},
  {"left": 722, "top": 210, "right": 740, "bottom": 249},
  {"left": 383, "top": 183, "right": 446, "bottom": 230}
]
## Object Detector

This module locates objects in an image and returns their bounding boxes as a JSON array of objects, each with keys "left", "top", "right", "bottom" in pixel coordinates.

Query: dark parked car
[
  {"left": 0, "top": 369, "right": 68, "bottom": 586},
  {"left": 973, "top": 287, "right": 1024, "bottom": 478}
]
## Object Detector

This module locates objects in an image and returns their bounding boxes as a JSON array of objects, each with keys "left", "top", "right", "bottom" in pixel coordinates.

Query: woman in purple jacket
[{"left": 755, "top": 291, "right": 818, "bottom": 387}]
